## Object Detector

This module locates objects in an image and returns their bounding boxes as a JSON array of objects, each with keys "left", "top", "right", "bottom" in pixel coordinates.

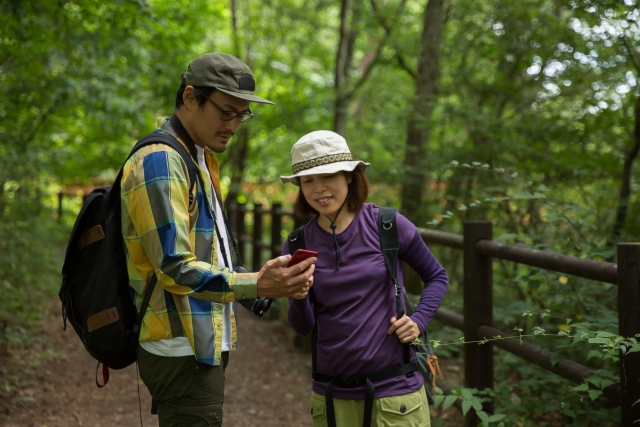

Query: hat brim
[
  {"left": 280, "top": 161, "right": 369, "bottom": 185},
  {"left": 216, "top": 88, "right": 274, "bottom": 105}
]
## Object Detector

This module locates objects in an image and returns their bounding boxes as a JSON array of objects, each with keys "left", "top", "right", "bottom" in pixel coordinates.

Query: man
[{"left": 120, "top": 53, "right": 315, "bottom": 427}]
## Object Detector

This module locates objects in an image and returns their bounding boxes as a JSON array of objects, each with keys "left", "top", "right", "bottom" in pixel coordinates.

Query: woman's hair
[
  {"left": 175, "top": 84, "right": 216, "bottom": 110},
  {"left": 294, "top": 168, "right": 369, "bottom": 217}
]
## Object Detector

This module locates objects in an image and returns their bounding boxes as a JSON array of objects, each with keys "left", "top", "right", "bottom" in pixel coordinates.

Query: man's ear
[{"left": 182, "top": 85, "right": 196, "bottom": 111}]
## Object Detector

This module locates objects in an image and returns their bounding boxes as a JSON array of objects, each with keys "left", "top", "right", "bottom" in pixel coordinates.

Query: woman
[{"left": 280, "top": 130, "right": 448, "bottom": 427}]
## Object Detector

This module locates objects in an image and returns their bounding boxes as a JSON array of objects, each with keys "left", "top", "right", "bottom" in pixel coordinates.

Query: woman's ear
[{"left": 346, "top": 172, "right": 353, "bottom": 184}]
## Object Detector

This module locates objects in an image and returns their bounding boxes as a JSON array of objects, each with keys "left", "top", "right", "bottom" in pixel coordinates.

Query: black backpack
[
  {"left": 287, "top": 207, "right": 440, "bottom": 410},
  {"left": 59, "top": 132, "right": 198, "bottom": 385}
]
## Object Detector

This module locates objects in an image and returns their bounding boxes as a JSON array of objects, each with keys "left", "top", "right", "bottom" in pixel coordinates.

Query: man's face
[{"left": 181, "top": 88, "right": 251, "bottom": 153}]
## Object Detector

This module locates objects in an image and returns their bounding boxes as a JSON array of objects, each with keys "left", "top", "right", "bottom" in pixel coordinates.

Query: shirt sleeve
[
  {"left": 282, "top": 238, "right": 316, "bottom": 336},
  {"left": 121, "top": 146, "right": 256, "bottom": 302},
  {"left": 396, "top": 213, "right": 449, "bottom": 332}
]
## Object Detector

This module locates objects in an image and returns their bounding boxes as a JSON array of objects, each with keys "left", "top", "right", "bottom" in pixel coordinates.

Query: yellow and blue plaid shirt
[{"left": 120, "top": 118, "right": 256, "bottom": 366}]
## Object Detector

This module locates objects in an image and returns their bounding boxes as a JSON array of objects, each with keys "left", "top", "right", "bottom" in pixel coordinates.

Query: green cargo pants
[
  {"left": 137, "top": 345, "right": 229, "bottom": 427},
  {"left": 309, "top": 387, "right": 430, "bottom": 427}
]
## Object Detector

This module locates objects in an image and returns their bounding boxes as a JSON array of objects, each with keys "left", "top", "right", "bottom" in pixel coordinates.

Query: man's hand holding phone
[{"left": 252, "top": 250, "right": 318, "bottom": 299}]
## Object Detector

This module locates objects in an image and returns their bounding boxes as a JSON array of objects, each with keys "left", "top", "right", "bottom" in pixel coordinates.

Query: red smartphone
[{"left": 285, "top": 249, "right": 318, "bottom": 267}]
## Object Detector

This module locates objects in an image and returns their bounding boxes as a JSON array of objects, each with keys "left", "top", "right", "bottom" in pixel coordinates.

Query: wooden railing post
[
  {"left": 271, "top": 203, "right": 283, "bottom": 259},
  {"left": 236, "top": 202, "right": 248, "bottom": 265},
  {"left": 463, "top": 221, "right": 493, "bottom": 426},
  {"left": 252, "top": 203, "right": 264, "bottom": 272},
  {"left": 618, "top": 243, "right": 640, "bottom": 427},
  {"left": 227, "top": 200, "right": 238, "bottom": 234}
]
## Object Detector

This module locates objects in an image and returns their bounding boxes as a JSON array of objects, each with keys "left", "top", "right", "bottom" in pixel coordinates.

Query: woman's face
[{"left": 300, "top": 172, "right": 352, "bottom": 218}]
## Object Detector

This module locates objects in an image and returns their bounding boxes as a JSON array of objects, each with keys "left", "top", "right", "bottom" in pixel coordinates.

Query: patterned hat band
[{"left": 291, "top": 153, "right": 353, "bottom": 174}]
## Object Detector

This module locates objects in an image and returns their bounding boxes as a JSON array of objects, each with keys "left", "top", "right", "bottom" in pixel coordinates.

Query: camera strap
[{"left": 212, "top": 191, "right": 245, "bottom": 270}]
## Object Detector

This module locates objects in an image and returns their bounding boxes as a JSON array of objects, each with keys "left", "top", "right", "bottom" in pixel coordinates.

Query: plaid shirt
[{"left": 121, "top": 118, "right": 256, "bottom": 366}]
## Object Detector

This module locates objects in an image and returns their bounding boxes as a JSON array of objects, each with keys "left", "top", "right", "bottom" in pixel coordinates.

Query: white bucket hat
[{"left": 280, "top": 130, "right": 370, "bottom": 185}]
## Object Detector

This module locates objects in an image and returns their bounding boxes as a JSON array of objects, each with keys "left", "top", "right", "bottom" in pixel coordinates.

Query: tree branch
[{"left": 370, "top": 0, "right": 416, "bottom": 80}]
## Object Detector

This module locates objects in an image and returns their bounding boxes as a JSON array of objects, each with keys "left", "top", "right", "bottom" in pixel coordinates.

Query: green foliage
[{"left": 2, "top": 0, "right": 640, "bottom": 425}]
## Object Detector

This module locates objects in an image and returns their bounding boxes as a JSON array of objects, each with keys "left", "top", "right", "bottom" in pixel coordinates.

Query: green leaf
[
  {"left": 462, "top": 400, "right": 472, "bottom": 416},
  {"left": 477, "top": 410, "right": 490, "bottom": 423},
  {"left": 588, "top": 390, "right": 603, "bottom": 400},
  {"left": 600, "top": 380, "right": 614, "bottom": 389},
  {"left": 587, "top": 350, "right": 604, "bottom": 360},
  {"left": 434, "top": 394, "right": 445, "bottom": 408},
  {"left": 570, "top": 384, "right": 589, "bottom": 392},
  {"left": 550, "top": 352, "right": 564, "bottom": 367},
  {"left": 443, "top": 395, "right": 458, "bottom": 411},
  {"left": 586, "top": 376, "right": 602, "bottom": 387},
  {"left": 496, "top": 233, "right": 518, "bottom": 242},
  {"left": 633, "top": 398, "right": 640, "bottom": 407},
  {"left": 472, "top": 398, "right": 483, "bottom": 411},
  {"left": 461, "top": 388, "right": 474, "bottom": 400},
  {"left": 488, "top": 414, "right": 507, "bottom": 422}
]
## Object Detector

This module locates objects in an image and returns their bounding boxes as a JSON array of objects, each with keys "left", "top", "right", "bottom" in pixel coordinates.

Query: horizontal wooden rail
[
  {"left": 419, "top": 228, "right": 617, "bottom": 283},
  {"left": 418, "top": 228, "right": 464, "bottom": 249},
  {"left": 476, "top": 240, "right": 618, "bottom": 284},
  {"left": 432, "top": 306, "right": 620, "bottom": 403}
]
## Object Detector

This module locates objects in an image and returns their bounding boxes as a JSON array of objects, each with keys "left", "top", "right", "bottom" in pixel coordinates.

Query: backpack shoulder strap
[
  {"left": 378, "top": 206, "right": 413, "bottom": 367},
  {"left": 135, "top": 132, "right": 198, "bottom": 197},
  {"left": 287, "top": 225, "right": 307, "bottom": 254},
  {"left": 378, "top": 207, "right": 404, "bottom": 319},
  {"left": 120, "top": 133, "right": 199, "bottom": 326},
  {"left": 113, "top": 132, "right": 199, "bottom": 204}
]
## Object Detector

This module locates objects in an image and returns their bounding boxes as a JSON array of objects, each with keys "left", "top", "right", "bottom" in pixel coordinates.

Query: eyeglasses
[{"left": 206, "top": 97, "right": 254, "bottom": 123}]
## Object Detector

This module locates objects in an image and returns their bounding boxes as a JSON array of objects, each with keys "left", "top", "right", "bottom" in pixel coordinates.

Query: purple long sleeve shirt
[{"left": 284, "top": 204, "right": 448, "bottom": 399}]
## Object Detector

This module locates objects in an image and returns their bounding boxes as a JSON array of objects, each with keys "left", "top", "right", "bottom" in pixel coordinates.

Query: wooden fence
[{"left": 227, "top": 201, "right": 640, "bottom": 427}]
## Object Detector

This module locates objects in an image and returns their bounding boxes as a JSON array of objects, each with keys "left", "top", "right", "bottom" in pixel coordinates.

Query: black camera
[{"left": 234, "top": 266, "right": 272, "bottom": 317}]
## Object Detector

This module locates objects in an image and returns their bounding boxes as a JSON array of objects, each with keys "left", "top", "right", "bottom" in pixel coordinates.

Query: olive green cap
[{"left": 181, "top": 53, "right": 274, "bottom": 105}]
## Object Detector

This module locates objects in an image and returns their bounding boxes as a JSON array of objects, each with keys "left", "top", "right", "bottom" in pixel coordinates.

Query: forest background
[{"left": 1, "top": 0, "right": 639, "bottom": 425}]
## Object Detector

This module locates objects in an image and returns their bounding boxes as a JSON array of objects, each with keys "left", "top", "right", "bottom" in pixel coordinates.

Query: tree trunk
[
  {"left": 225, "top": 0, "right": 251, "bottom": 206},
  {"left": 400, "top": 0, "right": 446, "bottom": 224},
  {"left": 612, "top": 94, "right": 640, "bottom": 239},
  {"left": 333, "top": 0, "right": 355, "bottom": 136},
  {"left": 225, "top": 127, "right": 250, "bottom": 206}
]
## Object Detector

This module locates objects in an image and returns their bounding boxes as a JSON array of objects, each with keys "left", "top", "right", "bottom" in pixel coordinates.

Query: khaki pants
[
  {"left": 137, "top": 345, "right": 228, "bottom": 427},
  {"left": 310, "top": 387, "right": 431, "bottom": 427}
]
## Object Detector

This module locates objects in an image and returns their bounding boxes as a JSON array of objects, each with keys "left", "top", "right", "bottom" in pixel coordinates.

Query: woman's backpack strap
[
  {"left": 378, "top": 207, "right": 404, "bottom": 319},
  {"left": 287, "top": 225, "right": 307, "bottom": 254}
]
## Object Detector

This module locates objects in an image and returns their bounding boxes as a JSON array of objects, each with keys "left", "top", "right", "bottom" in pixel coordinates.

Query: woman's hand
[
  {"left": 291, "top": 276, "right": 314, "bottom": 300},
  {"left": 387, "top": 315, "right": 421, "bottom": 344}
]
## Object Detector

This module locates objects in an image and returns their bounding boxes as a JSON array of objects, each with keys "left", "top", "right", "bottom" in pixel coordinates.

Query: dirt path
[
  {"left": 0, "top": 299, "right": 462, "bottom": 427},
  {"left": 0, "top": 301, "right": 312, "bottom": 427}
]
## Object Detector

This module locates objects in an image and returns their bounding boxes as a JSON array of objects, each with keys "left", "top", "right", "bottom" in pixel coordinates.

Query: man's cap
[{"left": 181, "top": 53, "right": 274, "bottom": 105}]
